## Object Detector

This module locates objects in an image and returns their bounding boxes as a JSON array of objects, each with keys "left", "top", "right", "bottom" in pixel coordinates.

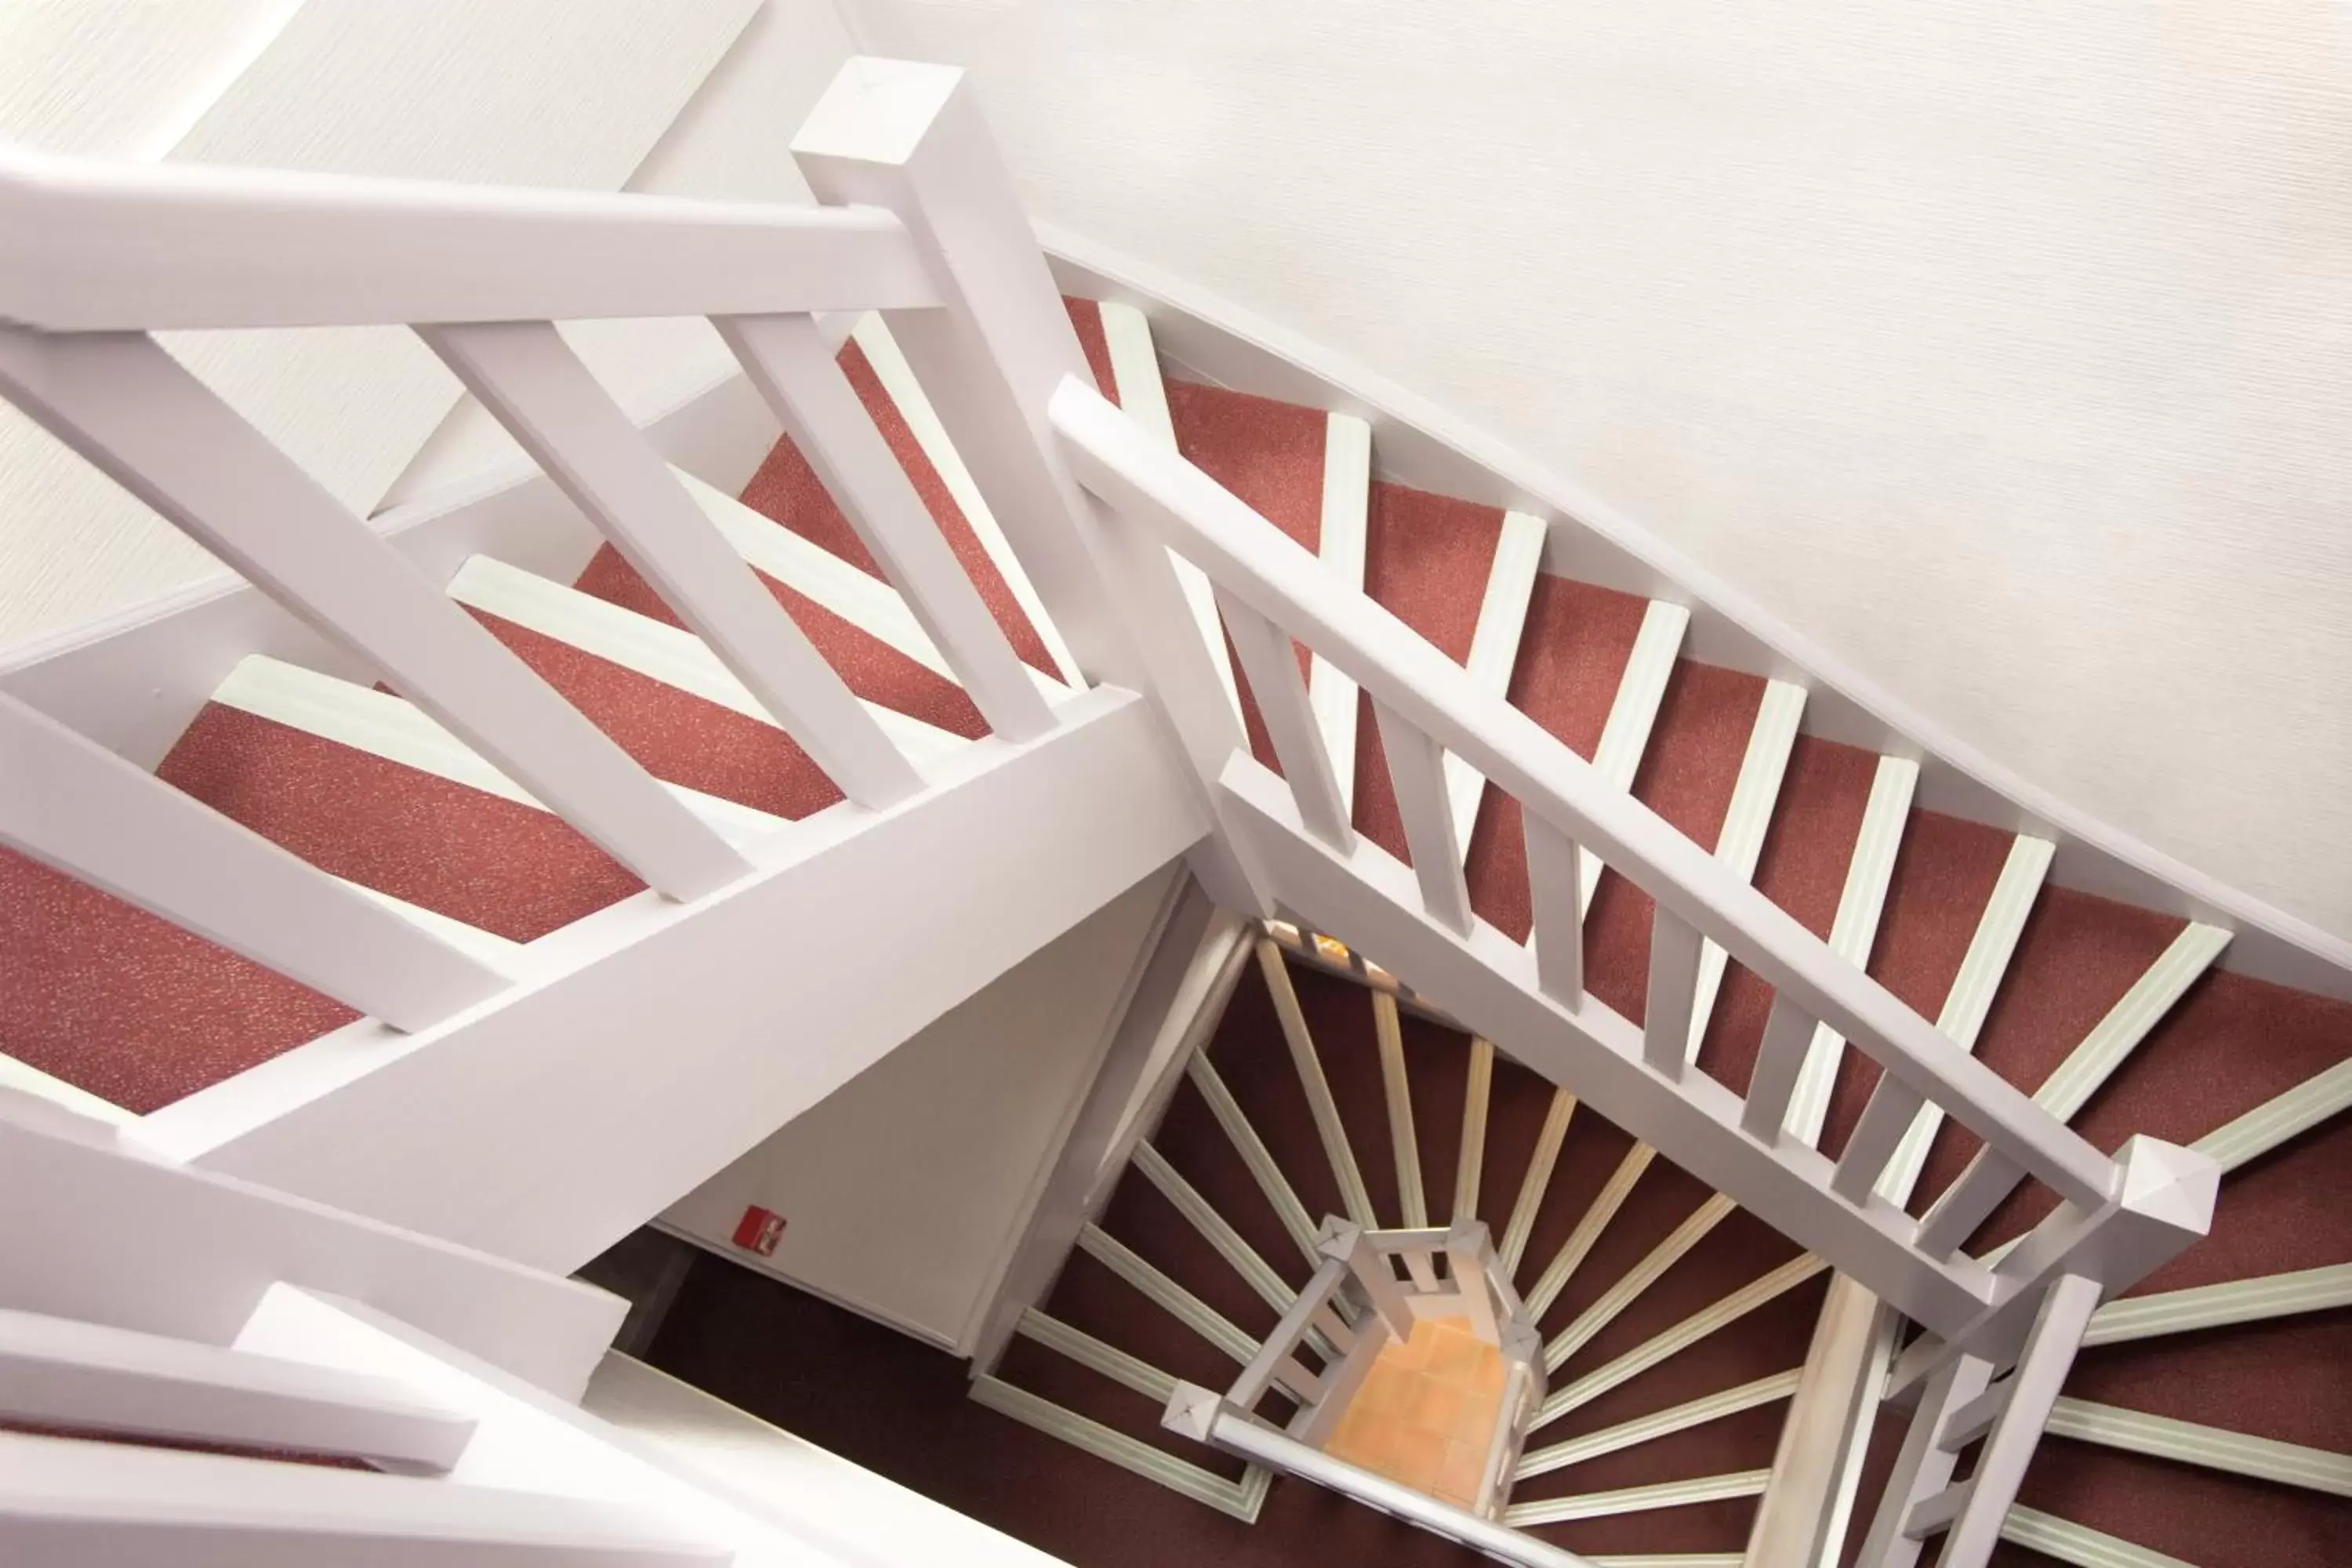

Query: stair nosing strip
[
  {"left": 210, "top": 654, "right": 784, "bottom": 848},
  {"left": 2044, "top": 1396, "right": 2352, "bottom": 1497},
  {"left": 2190, "top": 1055, "right": 2352, "bottom": 1174},
  {"left": 1523, "top": 1143, "right": 1656, "bottom": 1323},
  {"left": 1684, "top": 679, "right": 1806, "bottom": 1062},
  {"left": 1076, "top": 1223, "right": 1258, "bottom": 1365},
  {"left": 1188, "top": 1052, "right": 1323, "bottom": 1267},
  {"left": 1787, "top": 755, "right": 1919, "bottom": 1148},
  {"left": 1454, "top": 1036, "right": 1494, "bottom": 1226},
  {"left": 1499, "top": 1088, "right": 1576, "bottom": 1280},
  {"left": 1536, "top": 1254, "right": 1827, "bottom": 1429},
  {"left": 851, "top": 313, "right": 1083, "bottom": 685},
  {"left": 1577, "top": 599, "right": 1690, "bottom": 911},
  {"left": 1544, "top": 1192, "right": 1738, "bottom": 1374},
  {"left": 2082, "top": 1262, "right": 2352, "bottom": 1345},
  {"left": 1514, "top": 1368, "right": 1801, "bottom": 1481},
  {"left": 1131, "top": 1141, "right": 1295, "bottom": 1318},
  {"left": 2035, "top": 921, "right": 2234, "bottom": 1124},
  {"left": 1014, "top": 1308, "right": 1178, "bottom": 1403},
  {"left": 1999, "top": 1504, "right": 2198, "bottom": 1568},
  {"left": 1259, "top": 938, "right": 1377, "bottom": 1229},
  {"left": 1503, "top": 1466, "right": 1770, "bottom": 1526},
  {"left": 1371, "top": 992, "right": 1426, "bottom": 1227},
  {"left": 967, "top": 1374, "right": 1259, "bottom": 1519}
]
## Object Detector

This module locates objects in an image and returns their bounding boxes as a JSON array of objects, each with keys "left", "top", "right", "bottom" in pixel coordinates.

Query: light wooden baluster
[
  {"left": 0, "top": 695, "right": 506, "bottom": 1032},
  {"left": 1221, "top": 591, "right": 1353, "bottom": 850},
  {"left": 1524, "top": 814, "right": 1587, "bottom": 1007},
  {"left": 1642, "top": 906, "right": 1705, "bottom": 1076},
  {"left": 1740, "top": 993, "right": 1822, "bottom": 1142},
  {"left": 1374, "top": 698, "right": 1473, "bottom": 935},
  {"left": 1834, "top": 1076, "right": 1930, "bottom": 1203},
  {"left": 714, "top": 311, "right": 1057, "bottom": 743},
  {"left": 0, "top": 326, "right": 745, "bottom": 901},
  {"left": 423, "top": 319, "right": 924, "bottom": 810}
]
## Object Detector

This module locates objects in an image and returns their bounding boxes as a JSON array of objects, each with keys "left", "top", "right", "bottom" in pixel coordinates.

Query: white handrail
[
  {"left": 0, "top": 142, "right": 938, "bottom": 331},
  {"left": 1050, "top": 374, "right": 2117, "bottom": 1225},
  {"left": 1184, "top": 1395, "right": 1595, "bottom": 1568}
]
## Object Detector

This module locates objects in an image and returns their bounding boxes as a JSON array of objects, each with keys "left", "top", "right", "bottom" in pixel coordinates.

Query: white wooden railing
[
  {"left": 1168, "top": 1217, "right": 1563, "bottom": 1563},
  {"left": 1051, "top": 374, "right": 2221, "bottom": 1566},
  {"left": 0, "top": 42, "right": 2230, "bottom": 1566}
]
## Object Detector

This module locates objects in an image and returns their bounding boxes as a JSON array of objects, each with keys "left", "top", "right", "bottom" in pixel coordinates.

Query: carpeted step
[
  {"left": 2004, "top": 1436, "right": 2346, "bottom": 1568},
  {"left": 1577, "top": 658, "right": 1768, "bottom": 1023},
  {"left": 566, "top": 545, "right": 991, "bottom": 742},
  {"left": 1905, "top": 887, "right": 2186, "bottom": 1216},
  {"left": 1812, "top": 807, "right": 2014, "bottom": 1160},
  {"left": 1348, "top": 485, "right": 1508, "bottom": 863},
  {"left": 735, "top": 331, "right": 1061, "bottom": 678},
  {"left": 1495, "top": 1053, "right": 1642, "bottom": 1303},
  {"left": 1697, "top": 734, "right": 1882, "bottom": 1096},
  {"left": 1393, "top": 1002, "right": 1472, "bottom": 1228},
  {"left": 464, "top": 604, "right": 848, "bottom": 821},
  {"left": 1464, "top": 576, "right": 1651, "bottom": 941},
  {"left": 991, "top": 1319, "right": 1252, "bottom": 1486},
  {"left": 0, "top": 846, "right": 356, "bottom": 1115},
  {"left": 158, "top": 702, "right": 642, "bottom": 942},
  {"left": 1165, "top": 379, "right": 1327, "bottom": 772}
]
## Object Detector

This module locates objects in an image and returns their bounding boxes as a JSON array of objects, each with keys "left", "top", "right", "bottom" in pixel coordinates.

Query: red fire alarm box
[{"left": 732, "top": 1205, "right": 786, "bottom": 1256}]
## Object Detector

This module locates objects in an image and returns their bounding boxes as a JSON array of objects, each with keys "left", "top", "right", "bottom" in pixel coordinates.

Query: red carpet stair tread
[{"left": 1463, "top": 575, "right": 1650, "bottom": 941}]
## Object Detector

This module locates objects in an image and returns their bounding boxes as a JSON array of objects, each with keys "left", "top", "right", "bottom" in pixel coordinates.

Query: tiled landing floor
[{"left": 1322, "top": 1316, "right": 1507, "bottom": 1508}]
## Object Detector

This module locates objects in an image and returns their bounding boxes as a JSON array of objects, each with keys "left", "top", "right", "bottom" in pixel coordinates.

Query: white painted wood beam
[
  {"left": 423, "top": 319, "right": 924, "bottom": 810},
  {"left": 0, "top": 1429, "right": 725, "bottom": 1567},
  {"left": 0, "top": 325, "right": 745, "bottom": 902},
  {"left": 1685, "top": 680, "right": 1806, "bottom": 1062},
  {"left": 848, "top": 313, "right": 1083, "bottom": 685},
  {"left": 716, "top": 310, "right": 1061, "bottom": 740},
  {"left": 1443, "top": 510, "right": 1546, "bottom": 852},
  {"left": 1579, "top": 599, "right": 1690, "bottom": 910},
  {"left": 1312, "top": 412, "right": 1372, "bottom": 816},
  {"left": 679, "top": 466, "right": 1066, "bottom": 699}
]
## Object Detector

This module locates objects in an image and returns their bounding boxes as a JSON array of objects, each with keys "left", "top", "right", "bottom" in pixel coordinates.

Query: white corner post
[{"left": 789, "top": 59, "right": 1265, "bottom": 912}]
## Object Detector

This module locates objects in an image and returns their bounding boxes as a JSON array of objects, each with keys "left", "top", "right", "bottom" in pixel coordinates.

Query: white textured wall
[
  {"left": 843, "top": 0, "right": 2352, "bottom": 943},
  {"left": 661, "top": 866, "right": 1179, "bottom": 1351}
]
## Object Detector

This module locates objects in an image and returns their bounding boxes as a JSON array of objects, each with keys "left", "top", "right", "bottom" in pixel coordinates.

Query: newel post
[{"left": 789, "top": 59, "right": 1265, "bottom": 912}]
